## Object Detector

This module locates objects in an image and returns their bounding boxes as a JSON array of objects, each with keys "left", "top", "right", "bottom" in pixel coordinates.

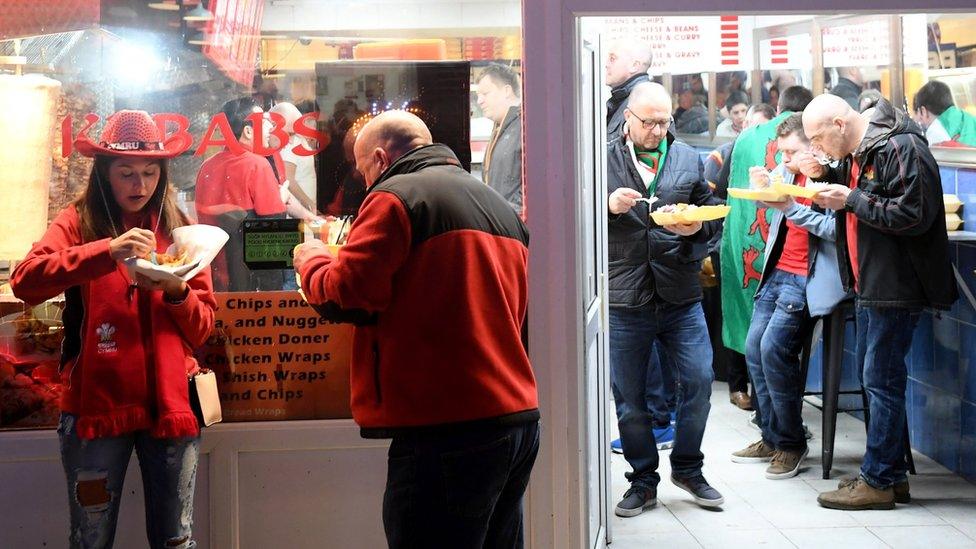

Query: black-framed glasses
[{"left": 626, "top": 108, "right": 673, "bottom": 131}]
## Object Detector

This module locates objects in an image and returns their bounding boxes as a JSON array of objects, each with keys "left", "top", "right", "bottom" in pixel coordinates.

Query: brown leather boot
[
  {"left": 819, "top": 477, "right": 895, "bottom": 510},
  {"left": 729, "top": 391, "right": 753, "bottom": 410}
]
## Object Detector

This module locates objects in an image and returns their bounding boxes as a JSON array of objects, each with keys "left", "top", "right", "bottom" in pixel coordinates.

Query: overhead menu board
[
  {"left": 759, "top": 34, "right": 813, "bottom": 70},
  {"left": 602, "top": 16, "right": 755, "bottom": 74},
  {"left": 822, "top": 19, "right": 891, "bottom": 67}
]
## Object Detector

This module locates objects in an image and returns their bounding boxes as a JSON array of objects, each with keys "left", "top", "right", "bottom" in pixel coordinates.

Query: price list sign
[{"left": 196, "top": 291, "right": 354, "bottom": 421}]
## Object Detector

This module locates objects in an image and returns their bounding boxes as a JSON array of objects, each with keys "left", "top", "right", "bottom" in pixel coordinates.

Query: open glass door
[{"left": 577, "top": 26, "right": 612, "bottom": 549}]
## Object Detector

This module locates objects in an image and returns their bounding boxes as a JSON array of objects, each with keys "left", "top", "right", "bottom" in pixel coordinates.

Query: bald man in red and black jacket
[{"left": 294, "top": 111, "right": 538, "bottom": 549}]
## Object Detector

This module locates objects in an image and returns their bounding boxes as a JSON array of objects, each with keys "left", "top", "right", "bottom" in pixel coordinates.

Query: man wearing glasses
[{"left": 606, "top": 82, "right": 725, "bottom": 517}]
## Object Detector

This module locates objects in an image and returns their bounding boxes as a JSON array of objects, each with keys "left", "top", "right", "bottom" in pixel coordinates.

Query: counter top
[{"left": 949, "top": 231, "right": 976, "bottom": 242}]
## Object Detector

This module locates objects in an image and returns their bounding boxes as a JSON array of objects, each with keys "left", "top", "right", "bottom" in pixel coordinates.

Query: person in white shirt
[
  {"left": 716, "top": 92, "right": 750, "bottom": 138},
  {"left": 270, "top": 102, "right": 318, "bottom": 212}
]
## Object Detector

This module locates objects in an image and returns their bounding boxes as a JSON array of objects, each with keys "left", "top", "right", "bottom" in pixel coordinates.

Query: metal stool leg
[
  {"left": 822, "top": 308, "right": 846, "bottom": 479},
  {"left": 904, "top": 417, "right": 917, "bottom": 475}
]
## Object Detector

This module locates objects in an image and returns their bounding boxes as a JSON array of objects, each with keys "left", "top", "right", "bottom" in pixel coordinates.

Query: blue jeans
[
  {"left": 745, "top": 269, "right": 813, "bottom": 452},
  {"left": 645, "top": 343, "right": 677, "bottom": 428},
  {"left": 58, "top": 413, "right": 200, "bottom": 549},
  {"left": 383, "top": 421, "right": 540, "bottom": 548},
  {"left": 856, "top": 305, "right": 920, "bottom": 489},
  {"left": 610, "top": 301, "right": 714, "bottom": 488}
]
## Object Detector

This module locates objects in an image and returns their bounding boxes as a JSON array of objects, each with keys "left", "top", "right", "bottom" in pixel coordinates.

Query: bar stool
[{"left": 799, "top": 300, "right": 916, "bottom": 479}]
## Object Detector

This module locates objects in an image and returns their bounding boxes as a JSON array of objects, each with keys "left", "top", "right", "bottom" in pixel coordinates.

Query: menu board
[
  {"left": 602, "top": 16, "right": 755, "bottom": 74},
  {"left": 822, "top": 19, "right": 891, "bottom": 67},
  {"left": 196, "top": 291, "right": 353, "bottom": 421}
]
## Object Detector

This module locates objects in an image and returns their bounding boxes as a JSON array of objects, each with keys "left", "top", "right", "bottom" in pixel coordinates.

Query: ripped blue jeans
[{"left": 58, "top": 413, "right": 200, "bottom": 549}]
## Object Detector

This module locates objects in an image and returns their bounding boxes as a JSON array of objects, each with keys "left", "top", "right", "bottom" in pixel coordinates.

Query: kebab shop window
[{"left": 0, "top": 0, "right": 522, "bottom": 430}]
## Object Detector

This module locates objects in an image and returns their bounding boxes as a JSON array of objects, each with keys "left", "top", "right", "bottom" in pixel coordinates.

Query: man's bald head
[
  {"left": 627, "top": 82, "right": 671, "bottom": 113},
  {"left": 802, "top": 93, "right": 864, "bottom": 159},
  {"left": 605, "top": 38, "right": 654, "bottom": 88},
  {"left": 354, "top": 110, "right": 433, "bottom": 186},
  {"left": 624, "top": 82, "right": 673, "bottom": 149}
]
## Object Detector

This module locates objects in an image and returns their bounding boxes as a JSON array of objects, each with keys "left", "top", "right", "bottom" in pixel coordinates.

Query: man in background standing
[
  {"left": 913, "top": 80, "right": 976, "bottom": 147},
  {"left": 605, "top": 38, "right": 654, "bottom": 139},
  {"left": 270, "top": 101, "right": 319, "bottom": 213},
  {"left": 478, "top": 63, "right": 525, "bottom": 216},
  {"left": 830, "top": 67, "right": 865, "bottom": 111}
]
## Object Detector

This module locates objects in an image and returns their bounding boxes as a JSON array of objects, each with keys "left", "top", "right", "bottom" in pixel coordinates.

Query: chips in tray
[
  {"left": 772, "top": 182, "right": 828, "bottom": 199},
  {"left": 727, "top": 187, "right": 788, "bottom": 202},
  {"left": 650, "top": 204, "right": 731, "bottom": 225},
  {"left": 123, "top": 224, "right": 229, "bottom": 284},
  {"left": 150, "top": 249, "right": 190, "bottom": 267}
]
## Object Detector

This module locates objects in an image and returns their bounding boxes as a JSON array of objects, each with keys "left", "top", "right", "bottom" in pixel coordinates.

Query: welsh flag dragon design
[{"left": 719, "top": 111, "right": 792, "bottom": 355}]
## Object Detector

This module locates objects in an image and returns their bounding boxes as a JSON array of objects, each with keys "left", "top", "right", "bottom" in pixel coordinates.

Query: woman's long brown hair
[{"left": 74, "top": 155, "right": 188, "bottom": 242}]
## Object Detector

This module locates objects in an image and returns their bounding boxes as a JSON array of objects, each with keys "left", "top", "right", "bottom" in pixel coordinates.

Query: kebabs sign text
[{"left": 61, "top": 112, "right": 328, "bottom": 158}]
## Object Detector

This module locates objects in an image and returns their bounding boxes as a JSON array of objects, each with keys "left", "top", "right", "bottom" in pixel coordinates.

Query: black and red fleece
[{"left": 298, "top": 144, "right": 538, "bottom": 437}]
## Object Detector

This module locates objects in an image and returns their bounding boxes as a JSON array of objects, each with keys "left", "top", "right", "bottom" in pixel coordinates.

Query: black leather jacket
[{"left": 819, "top": 99, "right": 957, "bottom": 310}]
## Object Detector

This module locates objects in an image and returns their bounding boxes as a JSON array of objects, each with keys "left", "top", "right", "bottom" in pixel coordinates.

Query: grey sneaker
[
  {"left": 671, "top": 474, "right": 724, "bottom": 508},
  {"left": 765, "top": 447, "right": 809, "bottom": 479},
  {"left": 731, "top": 440, "right": 776, "bottom": 463},
  {"left": 614, "top": 485, "right": 657, "bottom": 517}
]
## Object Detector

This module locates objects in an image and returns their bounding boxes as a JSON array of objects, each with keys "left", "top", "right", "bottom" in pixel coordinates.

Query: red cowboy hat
[{"left": 74, "top": 110, "right": 182, "bottom": 158}]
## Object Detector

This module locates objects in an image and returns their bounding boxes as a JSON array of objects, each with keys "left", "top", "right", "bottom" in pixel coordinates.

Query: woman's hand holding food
[
  {"left": 110, "top": 228, "right": 156, "bottom": 262},
  {"left": 133, "top": 273, "right": 188, "bottom": 300}
]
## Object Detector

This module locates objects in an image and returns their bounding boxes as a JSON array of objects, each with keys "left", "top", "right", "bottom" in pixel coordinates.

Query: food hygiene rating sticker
[{"left": 243, "top": 219, "right": 302, "bottom": 269}]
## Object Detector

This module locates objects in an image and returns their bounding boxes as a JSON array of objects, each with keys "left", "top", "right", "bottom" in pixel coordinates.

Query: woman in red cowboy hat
[{"left": 11, "top": 110, "right": 216, "bottom": 549}]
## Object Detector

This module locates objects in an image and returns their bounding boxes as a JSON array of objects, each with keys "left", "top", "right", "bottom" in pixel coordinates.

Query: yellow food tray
[
  {"left": 772, "top": 182, "right": 828, "bottom": 199},
  {"left": 650, "top": 205, "right": 731, "bottom": 225},
  {"left": 727, "top": 187, "right": 788, "bottom": 201}
]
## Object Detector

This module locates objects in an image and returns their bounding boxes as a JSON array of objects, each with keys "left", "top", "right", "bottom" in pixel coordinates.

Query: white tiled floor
[{"left": 608, "top": 383, "right": 976, "bottom": 548}]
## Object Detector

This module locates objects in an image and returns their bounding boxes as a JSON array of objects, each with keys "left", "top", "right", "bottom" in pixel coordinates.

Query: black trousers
[
  {"left": 706, "top": 249, "right": 751, "bottom": 394},
  {"left": 383, "top": 421, "right": 540, "bottom": 549}
]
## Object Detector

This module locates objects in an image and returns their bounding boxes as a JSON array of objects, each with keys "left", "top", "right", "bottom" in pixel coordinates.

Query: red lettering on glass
[
  {"left": 194, "top": 113, "right": 245, "bottom": 156},
  {"left": 153, "top": 113, "right": 194, "bottom": 156},
  {"left": 60, "top": 113, "right": 329, "bottom": 158},
  {"left": 249, "top": 112, "right": 288, "bottom": 156},
  {"left": 61, "top": 113, "right": 100, "bottom": 157},
  {"left": 292, "top": 112, "right": 329, "bottom": 157}
]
